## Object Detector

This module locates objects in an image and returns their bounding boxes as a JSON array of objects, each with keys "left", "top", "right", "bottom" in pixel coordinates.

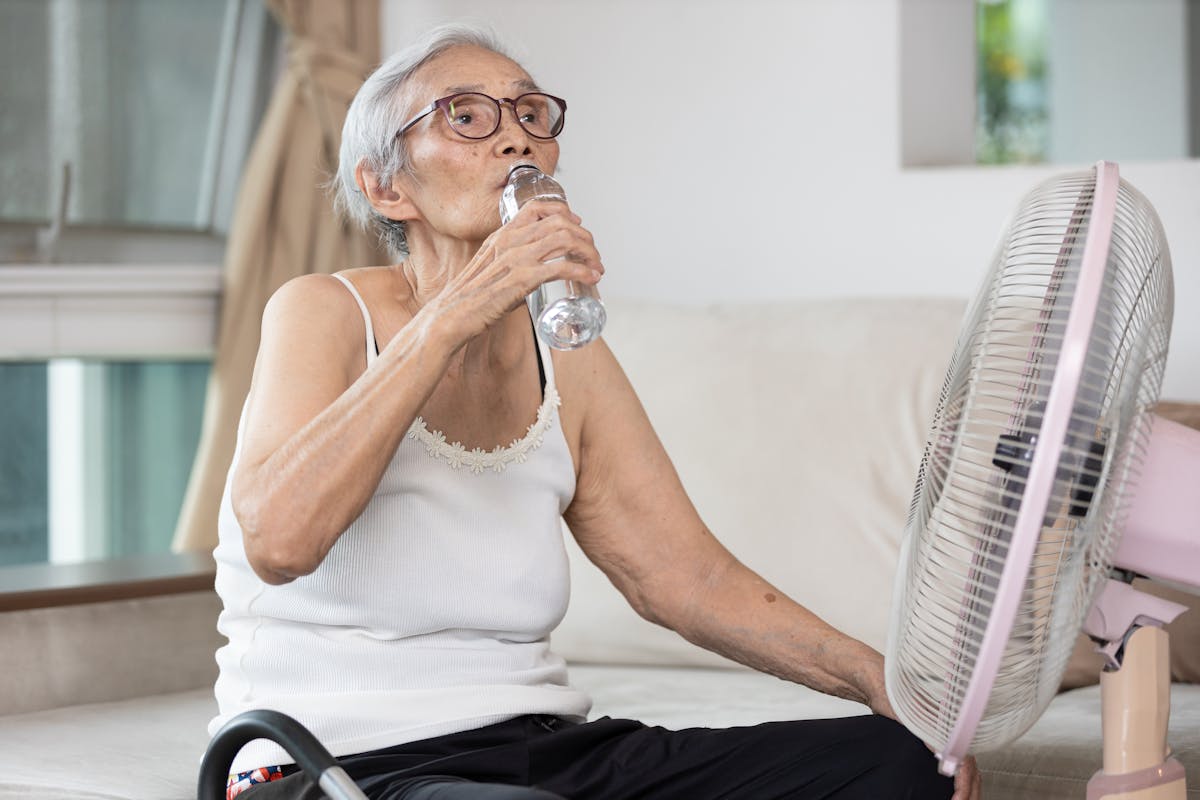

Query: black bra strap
[{"left": 529, "top": 314, "right": 547, "bottom": 399}]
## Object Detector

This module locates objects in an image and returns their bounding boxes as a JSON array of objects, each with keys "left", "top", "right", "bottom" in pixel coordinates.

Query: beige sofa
[{"left": 1, "top": 297, "right": 1196, "bottom": 799}]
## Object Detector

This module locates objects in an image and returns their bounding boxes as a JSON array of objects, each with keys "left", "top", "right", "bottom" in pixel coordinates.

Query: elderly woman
[{"left": 210, "top": 23, "right": 980, "bottom": 800}]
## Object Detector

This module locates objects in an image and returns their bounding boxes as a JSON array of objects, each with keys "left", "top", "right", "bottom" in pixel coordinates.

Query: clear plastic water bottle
[{"left": 499, "top": 163, "right": 606, "bottom": 350}]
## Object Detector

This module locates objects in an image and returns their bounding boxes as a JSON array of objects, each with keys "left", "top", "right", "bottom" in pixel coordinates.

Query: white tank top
[{"left": 210, "top": 274, "right": 591, "bottom": 772}]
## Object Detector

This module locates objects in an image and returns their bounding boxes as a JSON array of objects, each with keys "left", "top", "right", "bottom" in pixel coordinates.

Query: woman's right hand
[{"left": 426, "top": 198, "right": 605, "bottom": 347}]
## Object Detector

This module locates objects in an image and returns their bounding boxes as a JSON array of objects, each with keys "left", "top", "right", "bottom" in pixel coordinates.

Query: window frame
[
  {"left": 0, "top": 261, "right": 222, "bottom": 360},
  {"left": 0, "top": 0, "right": 279, "bottom": 361}
]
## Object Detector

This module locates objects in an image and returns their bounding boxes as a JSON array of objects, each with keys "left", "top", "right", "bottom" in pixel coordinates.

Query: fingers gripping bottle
[{"left": 499, "top": 163, "right": 606, "bottom": 350}]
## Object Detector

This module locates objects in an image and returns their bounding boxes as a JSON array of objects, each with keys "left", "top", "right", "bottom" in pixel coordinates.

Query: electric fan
[{"left": 885, "top": 161, "right": 1199, "bottom": 799}]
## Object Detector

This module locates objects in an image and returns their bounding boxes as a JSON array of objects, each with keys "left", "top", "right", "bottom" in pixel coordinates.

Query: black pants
[{"left": 243, "top": 714, "right": 954, "bottom": 800}]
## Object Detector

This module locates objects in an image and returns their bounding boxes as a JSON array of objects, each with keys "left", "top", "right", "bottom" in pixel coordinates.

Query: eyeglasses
[{"left": 397, "top": 92, "right": 567, "bottom": 141}]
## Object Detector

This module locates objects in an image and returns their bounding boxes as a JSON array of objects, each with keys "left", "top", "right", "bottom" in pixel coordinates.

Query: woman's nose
[{"left": 492, "top": 105, "right": 534, "bottom": 156}]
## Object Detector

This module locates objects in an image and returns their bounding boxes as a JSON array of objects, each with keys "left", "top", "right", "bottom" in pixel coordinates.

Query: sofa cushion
[
  {"left": 576, "top": 668, "right": 1200, "bottom": 800},
  {"left": 581, "top": 670, "right": 1200, "bottom": 800},
  {"left": 571, "top": 663, "right": 866, "bottom": 726},
  {"left": 974, "top": 684, "right": 1200, "bottom": 799},
  {"left": 0, "top": 688, "right": 215, "bottom": 800},
  {"left": 5, "top": 669, "right": 1197, "bottom": 800},
  {"left": 553, "top": 297, "right": 967, "bottom": 667},
  {"left": 0, "top": 669, "right": 861, "bottom": 800}
]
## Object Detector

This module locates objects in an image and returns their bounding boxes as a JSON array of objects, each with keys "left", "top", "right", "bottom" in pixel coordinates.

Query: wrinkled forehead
[{"left": 407, "top": 44, "right": 541, "bottom": 105}]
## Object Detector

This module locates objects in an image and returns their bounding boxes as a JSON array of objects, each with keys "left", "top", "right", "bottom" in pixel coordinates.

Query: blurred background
[{"left": 1, "top": 0, "right": 1196, "bottom": 568}]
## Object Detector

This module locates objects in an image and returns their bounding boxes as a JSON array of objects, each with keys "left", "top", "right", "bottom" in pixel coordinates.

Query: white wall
[
  {"left": 1048, "top": 0, "right": 1189, "bottom": 164},
  {"left": 384, "top": 0, "right": 1200, "bottom": 399}
]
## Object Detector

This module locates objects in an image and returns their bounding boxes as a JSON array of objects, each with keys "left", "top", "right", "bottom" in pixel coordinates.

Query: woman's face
[{"left": 392, "top": 45, "right": 561, "bottom": 247}]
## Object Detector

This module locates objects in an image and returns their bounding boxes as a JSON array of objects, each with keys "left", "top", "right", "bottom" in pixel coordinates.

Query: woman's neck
[
  {"left": 394, "top": 235, "right": 530, "bottom": 376},
  {"left": 400, "top": 231, "right": 485, "bottom": 306}
]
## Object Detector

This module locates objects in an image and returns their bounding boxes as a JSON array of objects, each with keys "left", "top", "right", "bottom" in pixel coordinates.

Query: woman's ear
[{"left": 356, "top": 163, "right": 417, "bottom": 222}]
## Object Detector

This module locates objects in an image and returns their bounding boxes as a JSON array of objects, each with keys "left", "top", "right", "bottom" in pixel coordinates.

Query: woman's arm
[
  {"left": 232, "top": 201, "right": 602, "bottom": 585},
  {"left": 231, "top": 273, "right": 457, "bottom": 585},
  {"left": 561, "top": 340, "right": 984, "bottom": 800},
  {"left": 561, "top": 342, "right": 889, "bottom": 713}
]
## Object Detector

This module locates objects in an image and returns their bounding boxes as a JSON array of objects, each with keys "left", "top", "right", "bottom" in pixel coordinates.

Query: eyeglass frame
[{"left": 396, "top": 91, "right": 568, "bottom": 141}]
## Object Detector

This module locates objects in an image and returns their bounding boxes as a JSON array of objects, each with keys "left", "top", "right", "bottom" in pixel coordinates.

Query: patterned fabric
[{"left": 226, "top": 766, "right": 285, "bottom": 798}]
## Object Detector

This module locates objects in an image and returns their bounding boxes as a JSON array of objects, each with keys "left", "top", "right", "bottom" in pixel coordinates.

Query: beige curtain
[{"left": 173, "top": 0, "right": 387, "bottom": 552}]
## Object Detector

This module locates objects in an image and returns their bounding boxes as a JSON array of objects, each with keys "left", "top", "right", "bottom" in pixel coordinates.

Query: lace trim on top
[
  {"left": 406, "top": 386, "right": 562, "bottom": 474},
  {"left": 329, "top": 273, "right": 560, "bottom": 475}
]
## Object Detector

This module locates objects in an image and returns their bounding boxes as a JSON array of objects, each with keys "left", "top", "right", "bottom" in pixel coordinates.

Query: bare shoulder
[
  {"left": 251, "top": 272, "right": 376, "bottom": 410},
  {"left": 264, "top": 272, "right": 358, "bottom": 324},
  {"left": 264, "top": 272, "right": 374, "bottom": 363}
]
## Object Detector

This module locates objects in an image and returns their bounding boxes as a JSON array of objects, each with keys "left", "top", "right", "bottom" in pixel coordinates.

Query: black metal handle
[{"left": 198, "top": 709, "right": 367, "bottom": 800}]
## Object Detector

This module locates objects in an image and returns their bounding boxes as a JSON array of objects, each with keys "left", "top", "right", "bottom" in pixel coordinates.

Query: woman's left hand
[
  {"left": 864, "top": 678, "right": 982, "bottom": 799},
  {"left": 953, "top": 756, "right": 983, "bottom": 800}
]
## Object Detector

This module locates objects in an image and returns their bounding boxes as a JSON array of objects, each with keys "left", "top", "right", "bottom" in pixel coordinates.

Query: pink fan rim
[{"left": 937, "top": 160, "right": 1121, "bottom": 775}]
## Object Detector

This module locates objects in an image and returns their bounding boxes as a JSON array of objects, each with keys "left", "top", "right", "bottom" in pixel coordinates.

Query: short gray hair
[{"left": 334, "top": 23, "right": 512, "bottom": 259}]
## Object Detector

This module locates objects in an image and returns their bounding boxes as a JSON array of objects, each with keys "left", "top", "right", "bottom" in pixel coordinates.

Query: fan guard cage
[{"left": 885, "top": 164, "right": 1173, "bottom": 760}]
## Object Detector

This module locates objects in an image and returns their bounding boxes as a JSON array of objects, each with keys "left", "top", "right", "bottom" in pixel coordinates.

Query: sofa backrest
[{"left": 553, "top": 296, "right": 968, "bottom": 668}]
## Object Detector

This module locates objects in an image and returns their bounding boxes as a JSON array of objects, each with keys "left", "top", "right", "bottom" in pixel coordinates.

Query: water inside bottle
[
  {"left": 501, "top": 164, "right": 605, "bottom": 350},
  {"left": 528, "top": 280, "right": 606, "bottom": 350}
]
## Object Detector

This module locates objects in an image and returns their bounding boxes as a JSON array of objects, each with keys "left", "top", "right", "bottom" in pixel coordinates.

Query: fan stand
[
  {"left": 1087, "top": 623, "right": 1186, "bottom": 799},
  {"left": 1083, "top": 414, "right": 1200, "bottom": 799}
]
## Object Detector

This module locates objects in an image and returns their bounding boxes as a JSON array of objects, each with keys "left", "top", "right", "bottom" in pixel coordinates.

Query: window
[
  {"left": 0, "top": 0, "right": 279, "bottom": 566},
  {"left": 900, "top": 0, "right": 1200, "bottom": 167},
  {"left": 976, "top": 0, "right": 1049, "bottom": 164},
  {"left": 0, "top": 364, "right": 49, "bottom": 565},
  {"left": 0, "top": 0, "right": 277, "bottom": 237},
  {"left": 0, "top": 360, "right": 209, "bottom": 567}
]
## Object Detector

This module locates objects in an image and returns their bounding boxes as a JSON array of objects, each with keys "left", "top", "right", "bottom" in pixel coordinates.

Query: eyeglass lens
[{"left": 444, "top": 93, "right": 563, "bottom": 139}]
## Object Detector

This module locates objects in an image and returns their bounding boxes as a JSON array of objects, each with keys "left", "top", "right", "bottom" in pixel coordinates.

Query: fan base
[
  {"left": 1086, "top": 626, "right": 1187, "bottom": 800},
  {"left": 1086, "top": 759, "right": 1186, "bottom": 800}
]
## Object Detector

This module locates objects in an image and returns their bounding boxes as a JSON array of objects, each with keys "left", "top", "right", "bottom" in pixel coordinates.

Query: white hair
[{"left": 334, "top": 23, "right": 512, "bottom": 258}]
